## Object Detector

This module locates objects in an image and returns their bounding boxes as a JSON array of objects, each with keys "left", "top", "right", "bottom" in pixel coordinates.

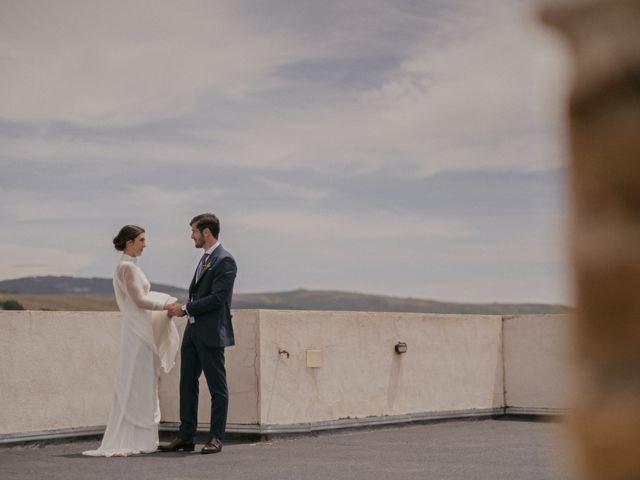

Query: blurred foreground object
[{"left": 542, "top": 0, "right": 640, "bottom": 479}]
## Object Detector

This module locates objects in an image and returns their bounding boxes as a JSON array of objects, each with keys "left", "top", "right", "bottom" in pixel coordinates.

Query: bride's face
[{"left": 126, "top": 233, "right": 146, "bottom": 257}]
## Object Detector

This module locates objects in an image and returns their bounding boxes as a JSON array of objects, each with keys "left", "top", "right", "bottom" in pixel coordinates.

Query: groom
[{"left": 160, "top": 213, "right": 237, "bottom": 454}]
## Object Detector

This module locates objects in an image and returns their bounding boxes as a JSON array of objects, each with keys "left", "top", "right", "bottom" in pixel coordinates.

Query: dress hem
[{"left": 82, "top": 446, "right": 157, "bottom": 457}]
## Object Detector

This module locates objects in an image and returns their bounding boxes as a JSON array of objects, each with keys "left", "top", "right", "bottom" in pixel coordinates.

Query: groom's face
[{"left": 191, "top": 223, "right": 204, "bottom": 248}]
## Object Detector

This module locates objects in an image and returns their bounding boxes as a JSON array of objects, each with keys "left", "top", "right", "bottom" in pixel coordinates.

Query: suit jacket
[{"left": 186, "top": 244, "right": 236, "bottom": 348}]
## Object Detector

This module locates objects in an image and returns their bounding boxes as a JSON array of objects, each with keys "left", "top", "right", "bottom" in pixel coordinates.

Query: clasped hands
[{"left": 165, "top": 303, "right": 186, "bottom": 318}]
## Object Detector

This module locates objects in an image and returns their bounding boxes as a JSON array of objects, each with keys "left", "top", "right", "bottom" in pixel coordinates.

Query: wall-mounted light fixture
[{"left": 394, "top": 342, "right": 407, "bottom": 354}]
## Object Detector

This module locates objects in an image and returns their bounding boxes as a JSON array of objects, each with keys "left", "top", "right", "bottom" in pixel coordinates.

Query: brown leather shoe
[
  {"left": 158, "top": 436, "right": 195, "bottom": 452},
  {"left": 201, "top": 438, "right": 222, "bottom": 454}
]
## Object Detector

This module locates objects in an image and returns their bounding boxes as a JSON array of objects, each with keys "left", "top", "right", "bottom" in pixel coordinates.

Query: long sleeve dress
[{"left": 83, "top": 254, "right": 179, "bottom": 457}]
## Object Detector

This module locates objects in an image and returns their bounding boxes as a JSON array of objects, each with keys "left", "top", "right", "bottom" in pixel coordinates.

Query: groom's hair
[{"left": 191, "top": 213, "right": 220, "bottom": 238}]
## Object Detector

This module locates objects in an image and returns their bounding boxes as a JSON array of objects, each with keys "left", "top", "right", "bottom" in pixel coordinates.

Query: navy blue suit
[{"left": 179, "top": 244, "right": 236, "bottom": 442}]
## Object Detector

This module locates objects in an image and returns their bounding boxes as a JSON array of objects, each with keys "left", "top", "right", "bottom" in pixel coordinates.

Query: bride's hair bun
[{"left": 113, "top": 225, "right": 145, "bottom": 251}]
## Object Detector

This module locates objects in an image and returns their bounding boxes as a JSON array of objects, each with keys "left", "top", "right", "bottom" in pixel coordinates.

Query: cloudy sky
[{"left": 0, "top": 0, "right": 572, "bottom": 304}]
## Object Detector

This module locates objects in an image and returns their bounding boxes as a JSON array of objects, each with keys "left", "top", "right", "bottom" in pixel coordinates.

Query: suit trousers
[{"left": 178, "top": 326, "right": 228, "bottom": 442}]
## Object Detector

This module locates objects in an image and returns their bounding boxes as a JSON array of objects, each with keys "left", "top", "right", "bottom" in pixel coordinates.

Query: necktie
[{"left": 196, "top": 253, "right": 209, "bottom": 281}]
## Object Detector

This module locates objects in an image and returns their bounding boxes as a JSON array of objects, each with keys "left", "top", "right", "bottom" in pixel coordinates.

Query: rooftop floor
[{"left": 2, "top": 419, "right": 573, "bottom": 480}]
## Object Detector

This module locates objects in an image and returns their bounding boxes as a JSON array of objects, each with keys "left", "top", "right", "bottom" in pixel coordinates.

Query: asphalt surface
[{"left": 1, "top": 419, "right": 574, "bottom": 480}]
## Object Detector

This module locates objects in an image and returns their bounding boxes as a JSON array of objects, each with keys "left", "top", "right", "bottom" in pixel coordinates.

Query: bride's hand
[
  {"left": 164, "top": 303, "right": 176, "bottom": 317},
  {"left": 165, "top": 303, "right": 185, "bottom": 318}
]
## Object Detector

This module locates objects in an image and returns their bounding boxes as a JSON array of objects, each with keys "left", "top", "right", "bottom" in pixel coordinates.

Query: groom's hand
[
  {"left": 165, "top": 303, "right": 186, "bottom": 317},
  {"left": 166, "top": 303, "right": 181, "bottom": 317}
]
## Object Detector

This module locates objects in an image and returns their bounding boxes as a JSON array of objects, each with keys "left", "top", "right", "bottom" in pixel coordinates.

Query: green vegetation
[{"left": 0, "top": 299, "right": 25, "bottom": 310}]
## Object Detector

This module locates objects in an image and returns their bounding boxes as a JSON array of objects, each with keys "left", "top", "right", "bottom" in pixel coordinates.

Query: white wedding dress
[{"left": 83, "top": 254, "right": 180, "bottom": 457}]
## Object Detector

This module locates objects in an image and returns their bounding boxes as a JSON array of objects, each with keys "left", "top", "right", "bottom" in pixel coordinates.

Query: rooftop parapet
[{"left": 0, "top": 310, "right": 570, "bottom": 444}]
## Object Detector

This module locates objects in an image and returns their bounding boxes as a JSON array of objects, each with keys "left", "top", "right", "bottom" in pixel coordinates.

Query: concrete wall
[
  {"left": 0, "top": 310, "right": 570, "bottom": 441},
  {"left": 0, "top": 311, "right": 121, "bottom": 436},
  {"left": 503, "top": 315, "right": 573, "bottom": 414},
  {"left": 255, "top": 310, "right": 503, "bottom": 428},
  {"left": 0, "top": 310, "right": 262, "bottom": 438},
  {"left": 158, "top": 310, "right": 261, "bottom": 430}
]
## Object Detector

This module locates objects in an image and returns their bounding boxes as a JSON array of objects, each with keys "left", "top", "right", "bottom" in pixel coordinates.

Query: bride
[{"left": 83, "top": 225, "right": 180, "bottom": 457}]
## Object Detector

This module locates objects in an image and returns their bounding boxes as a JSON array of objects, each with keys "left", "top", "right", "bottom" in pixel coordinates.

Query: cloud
[
  {"left": 352, "top": 2, "right": 569, "bottom": 174},
  {"left": 230, "top": 209, "right": 474, "bottom": 242},
  {"left": 0, "top": 0, "right": 571, "bottom": 303},
  {"left": 0, "top": 1, "right": 291, "bottom": 125},
  {"left": 1, "top": 0, "right": 568, "bottom": 174},
  {"left": 0, "top": 243, "right": 94, "bottom": 279}
]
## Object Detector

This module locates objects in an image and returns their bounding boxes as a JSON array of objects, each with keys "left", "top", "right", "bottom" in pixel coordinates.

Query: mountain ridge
[{"left": 0, "top": 276, "right": 573, "bottom": 315}]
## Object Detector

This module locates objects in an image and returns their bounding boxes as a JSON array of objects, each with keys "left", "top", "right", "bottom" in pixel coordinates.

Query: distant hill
[
  {"left": 232, "top": 289, "right": 573, "bottom": 315},
  {"left": 0, "top": 276, "right": 187, "bottom": 297},
  {"left": 0, "top": 276, "right": 573, "bottom": 315},
  {"left": 0, "top": 293, "right": 118, "bottom": 311}
]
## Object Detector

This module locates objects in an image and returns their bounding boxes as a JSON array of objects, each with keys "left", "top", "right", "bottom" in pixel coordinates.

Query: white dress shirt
[{"left": 184, "top": 241, "right": 220, "bottom": 323}]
